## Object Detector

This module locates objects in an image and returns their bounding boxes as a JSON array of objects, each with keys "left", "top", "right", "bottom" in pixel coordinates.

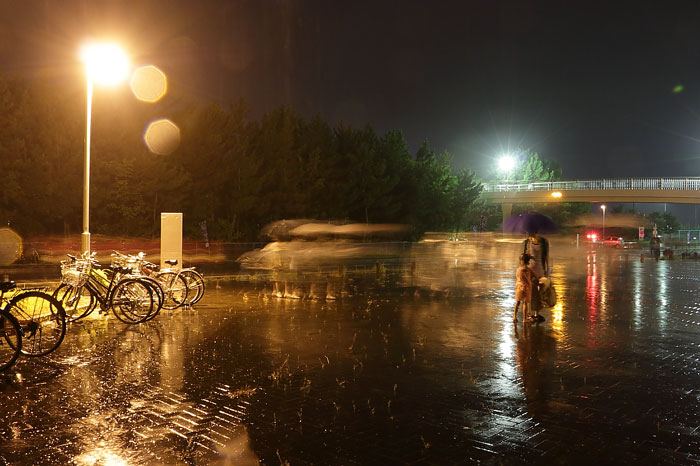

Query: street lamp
[
  {"left": 601, "top": 204, "right": 606, "bottom": 239},
  {"left": 498, "top": 154, "right": 516, "bottom": 182},
  {"left": 79, "top": 42, "right": 129, "bottom": 254}
]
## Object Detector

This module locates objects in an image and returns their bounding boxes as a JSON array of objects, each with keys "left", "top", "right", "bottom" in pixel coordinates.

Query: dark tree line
[{"left": 0, "top": 76, "right": 484, "bottom": 241}]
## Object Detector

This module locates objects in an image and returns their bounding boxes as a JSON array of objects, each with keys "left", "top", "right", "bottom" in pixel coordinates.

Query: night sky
[{"left": 3, "top": 0, "right": 700, "bottom": 182}]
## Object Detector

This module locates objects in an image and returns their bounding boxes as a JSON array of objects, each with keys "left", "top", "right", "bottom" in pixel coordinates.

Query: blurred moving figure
[
  {"left": 238, "top": 220, "right": 410, "bottom": 300},
  {"left": 650, "top": 236, "right": 661, "bottom": 261}
]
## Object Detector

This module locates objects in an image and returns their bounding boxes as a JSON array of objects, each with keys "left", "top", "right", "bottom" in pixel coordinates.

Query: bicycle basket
[
  {"left": 60, "top": 260, "right": 90, "bottom": 287},
  {"left": 111, "top": 254, "right": 137, "bottom": 270}
]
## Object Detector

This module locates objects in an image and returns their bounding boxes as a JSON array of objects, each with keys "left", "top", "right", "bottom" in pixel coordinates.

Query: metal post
[
  {"left": 601, "top": 204, "right": 606, "bottom": 240},
  {"left": 81, "top": 75, "right": 93, "bottom": 255},
  {"left": 603, "top": 209, "right": 606, "bottom": 239}
]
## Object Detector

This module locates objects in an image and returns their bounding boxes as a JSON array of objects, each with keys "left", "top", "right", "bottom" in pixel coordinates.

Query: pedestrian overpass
[{"left": 481, "top": 177, "right": 700, "bottom": 220}]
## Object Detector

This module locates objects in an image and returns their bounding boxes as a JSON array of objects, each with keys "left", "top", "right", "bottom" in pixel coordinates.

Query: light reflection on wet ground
[{"left": 2, "top": 239, "right": 700, "bottom": 464}]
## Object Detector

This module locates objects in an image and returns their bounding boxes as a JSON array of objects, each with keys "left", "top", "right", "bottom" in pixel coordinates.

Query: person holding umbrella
[
  {"left": 523, "top": 228, "right": 549, "bottom": 322},
  {"left": 504, "top": 212, "right": 556, "bottom": 323}
]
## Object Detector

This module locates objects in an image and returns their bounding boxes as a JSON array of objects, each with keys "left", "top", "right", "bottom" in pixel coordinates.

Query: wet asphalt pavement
[{"left": 2, "top": 239, "right": 700, "bottom": 465}]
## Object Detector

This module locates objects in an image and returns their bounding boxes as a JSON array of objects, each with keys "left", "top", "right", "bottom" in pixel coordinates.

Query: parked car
[
  {"left": 602, "top": 236, "right": 638, "bottom": 248},
  {"left": 602, "top": 236, "right": 622, "bottom": 246}
]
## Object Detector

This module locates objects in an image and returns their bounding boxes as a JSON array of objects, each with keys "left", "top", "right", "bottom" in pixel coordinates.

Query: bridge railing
[{"left": 482, "top": 177, "right": 700, "bottom": 192}]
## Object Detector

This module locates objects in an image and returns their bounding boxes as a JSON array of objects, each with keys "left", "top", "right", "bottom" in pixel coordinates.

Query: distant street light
[
  {"left": 601, "top": 204, "right": 607, "bottom": 239},
  {"left": 498, "top": 154, "right": 516, "bottom": 182},
  {"left": 79, "top": 42, "right": 130, "bottom": 254}
]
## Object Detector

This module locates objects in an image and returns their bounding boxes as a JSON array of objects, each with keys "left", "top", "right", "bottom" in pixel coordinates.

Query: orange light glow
[
  {"left": 551, "top": 191, "right": 562, "bottom": 198},
  {"left": 80, "top": 42, "right": 129, "bottom": 86}
]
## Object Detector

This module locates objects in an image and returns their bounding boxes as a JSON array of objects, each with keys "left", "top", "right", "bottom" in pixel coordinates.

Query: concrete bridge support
[{"left": 501, "top": 203, "right": 512, "bottom": 223}]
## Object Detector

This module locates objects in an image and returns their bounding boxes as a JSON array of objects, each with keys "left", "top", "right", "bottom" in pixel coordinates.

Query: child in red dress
[{"left": 513, "top": 252, "right": 537, "bottom": 323}]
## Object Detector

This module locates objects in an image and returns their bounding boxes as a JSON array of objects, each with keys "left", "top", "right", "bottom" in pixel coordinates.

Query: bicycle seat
[
  {"left": 0, "top": 281, "right": 16, "bottom": 292},
  {"left": 165, "top": 259, "right": 178, "bottom": 266}
]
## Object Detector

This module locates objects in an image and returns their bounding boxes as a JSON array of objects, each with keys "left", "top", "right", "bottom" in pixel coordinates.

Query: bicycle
[
  {"left": 0, "top": 281, "right": 22, "bottom": 371},
  {"left": 53, "top": 253, "right": 157, "bottom": 324},
  {"left": 108, "top": 252, "right": 165, "bottom": 322},
  {"left": 1, "top": 280, "right": 66, "bottom": 358},
  {"left": 112, "top": 251, "right": 199, "bottom": 309},
  {"left": 179, "top": 267, "right": 206, "bottom": 305},
  {"left": 132, "top": 252, "right": 205, "bottom": 306}
]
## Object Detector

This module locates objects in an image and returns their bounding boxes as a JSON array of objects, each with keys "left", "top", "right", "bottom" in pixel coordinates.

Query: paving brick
[{"left": 7, "top": 253, "right": 700, "bottom": 463}]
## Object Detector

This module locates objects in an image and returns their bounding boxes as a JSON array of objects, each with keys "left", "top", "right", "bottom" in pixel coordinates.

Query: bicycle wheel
[
  {"left": 157, "top": 272, "right": 188, "bottom": 310},
  {"left": 0, "top": 312, "right": 21, "bottom": 371},
  {"left": 53, "top": 283, "right": 96, "bottom": 322},
  {"left": 137, "top": 277, "right": 164, "bottom": 322},
  {"left": 110, "top": 279, "right": 154, "bottom": 324},
  {"left": 7, "top": 291, "right": 66, "bottom": 357},
  {"left": 180, "top": 270, "right": 205, "bottom": 305}
]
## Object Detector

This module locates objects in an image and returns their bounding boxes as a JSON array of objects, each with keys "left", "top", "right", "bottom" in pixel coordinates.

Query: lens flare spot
[
  {"left": 144, "top": 119, "right": 180, "bottom": 155},
  {"left": 673, "top": 84, "right": 684, "bottom": 94},
  {"left": 0, "top": 227, "right": 22, "bottom": 265},
  {"left": 130, "top": 65, "right": 167, "bottom": 102}
]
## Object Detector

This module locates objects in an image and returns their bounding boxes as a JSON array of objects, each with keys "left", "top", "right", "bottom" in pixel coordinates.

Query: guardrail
[{"left": 482, "top": 178, "right": 700, "bottom": 192}]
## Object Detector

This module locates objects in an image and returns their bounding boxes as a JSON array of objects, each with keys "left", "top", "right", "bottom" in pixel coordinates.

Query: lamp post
[
  {"left": 601, "top": 204, "right": 607, "bottom": 240},
  {"left": 79, "top": 42, "right": 129, "bottom": 254}
]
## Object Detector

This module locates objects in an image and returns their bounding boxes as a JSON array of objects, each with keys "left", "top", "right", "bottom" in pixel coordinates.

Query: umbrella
[
  {"left": 503, "top": 212, "right": 557, "bottom": 234},
  {"left": 289, "top": 223, "right": 340, "bottom": 237},
  {"left": 260, "top": 219, "right": 314, "bottom": 240}
]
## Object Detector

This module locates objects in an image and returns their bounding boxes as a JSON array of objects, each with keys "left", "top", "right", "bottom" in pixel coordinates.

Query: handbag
[{"left": 539, "top": 277, "right": 557, "bottom": 308}]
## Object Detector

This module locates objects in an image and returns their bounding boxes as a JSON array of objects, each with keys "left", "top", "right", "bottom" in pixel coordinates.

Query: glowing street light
[
  {"left": 79, "top": 42, "right": 130, "bottom": 254},
  {"left": 601, "top": 204, "right": 607, "bottom": 239},
  {"left": 498, "top": 154, "right": 516, "bottom": 182}
]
